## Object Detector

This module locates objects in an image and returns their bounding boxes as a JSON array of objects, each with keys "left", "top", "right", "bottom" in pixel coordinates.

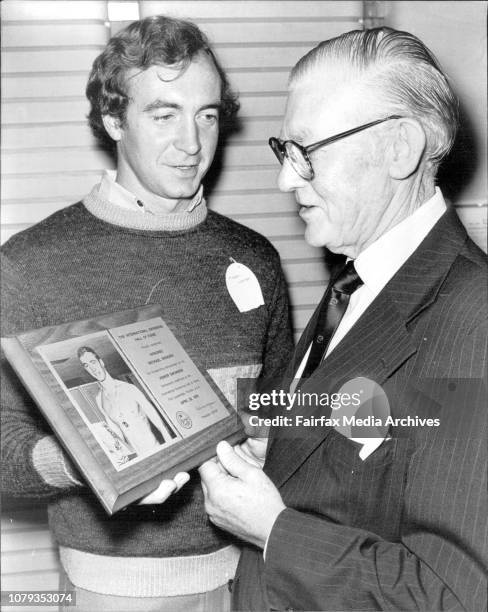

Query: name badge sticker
[{"left": 226, "top": 258, "right": 265, "bottom": 313}]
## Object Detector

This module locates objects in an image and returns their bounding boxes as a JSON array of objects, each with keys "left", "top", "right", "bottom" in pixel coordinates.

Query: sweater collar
[{"left": 83, "top": 172, "right": 207, "bottom": 232}]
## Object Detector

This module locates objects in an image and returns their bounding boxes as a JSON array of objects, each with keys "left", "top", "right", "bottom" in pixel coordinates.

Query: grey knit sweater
[{"left": 1, "top": 189, "right": 293, "bottom": 595}]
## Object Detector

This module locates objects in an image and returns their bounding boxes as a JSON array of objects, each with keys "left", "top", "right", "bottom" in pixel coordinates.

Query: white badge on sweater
[{"left": 226, "top": 258, "right": 264, "bottom": 313}]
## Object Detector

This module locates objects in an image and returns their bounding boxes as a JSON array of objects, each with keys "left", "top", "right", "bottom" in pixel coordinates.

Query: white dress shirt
[{"left": 294, "top": 188, "right": 448, "bottom": 380}]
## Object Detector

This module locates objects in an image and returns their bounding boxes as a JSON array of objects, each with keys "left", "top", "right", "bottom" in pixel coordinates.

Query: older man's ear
[{"left": 388, "top": 117, "right": 427, "bottom": 179}]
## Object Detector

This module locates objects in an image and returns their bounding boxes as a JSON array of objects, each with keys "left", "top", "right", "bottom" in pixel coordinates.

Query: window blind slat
[
  {"left": 2, "top": 74, "right": 96, "bottom": 99},
  {"left": 139, "top": 1, "right": 363, "bottom": 19},
  {"left": 3, "top": 48, "right": 107, "bottom": 73},
  {"left": 3, "top": 149, "right": 112, "bottom": 174},
  {"left": 3, "top": 124, "right": 95, "bottom": 149},
  {"left": 271, "top": 238, "right": 323, "bottom": 261},
  {"left": 2, "top": 172, "right": 108, "bottom": 202},
  {"left": 2, "top": 23, "right": 108, "bottom": 47},
  {"left": 228, "top": 71, "right": 289, "bottom": 93},
  {"left": 2, "top": 529, "right": 57, "bottom": 553},
  {"left": 4, "top": 99, "right": 91, "bottom": 125},
  {"left": 2, "top": 549, "right": 59, "bottom": 574},
  {"left": 191, "top": 20, "right": 360, "bottom": 44},
  {"left": 283, "top": 261, "right": 328, "bottom": 284},
  {"left": 1, "top": 0, "right": 108, "bottom": 21},
  {"left": 213, "top": 44, "right": 338, "bottom": 70},
  {"left": 231, "top": 215, "right": 310, "bottom": 239},
  {"left": 1, "top": 572, "right": 60, "bottom": 592},
  {"left": 289, "top": 284, "right": 326, "bottom": 307}
]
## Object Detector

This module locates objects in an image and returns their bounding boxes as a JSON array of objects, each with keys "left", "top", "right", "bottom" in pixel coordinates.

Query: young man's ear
[
  {"left": 388, "top": 118, "right": 426, "bottom": 179},
  {"left": 102, "top": 115, "right": 123, "bottom": 142}
]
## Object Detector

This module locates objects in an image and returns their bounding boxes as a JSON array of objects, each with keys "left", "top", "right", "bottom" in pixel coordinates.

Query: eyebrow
[
  {"left": 143, "top": 100, "right": 180, "bottom": 112},
  {"left": 200, "top": 103, "right": 222, "bottom": 112},
  {"left": 143, "top": 100, "right": 222, "bottom": 113}
]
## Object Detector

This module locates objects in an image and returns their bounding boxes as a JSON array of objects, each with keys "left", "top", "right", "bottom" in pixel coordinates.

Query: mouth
[
  {"left": 170, "top": 164, "right": 200, "bottom": 176},
  {"left": 296, "top": 196, "right": 312, "bottom": 208},
  {"left": 298, "top": 202, "right": 318, "bottom": 220},
  {"left": 173, "top": 163, "right": 199, "bottom": 169}
]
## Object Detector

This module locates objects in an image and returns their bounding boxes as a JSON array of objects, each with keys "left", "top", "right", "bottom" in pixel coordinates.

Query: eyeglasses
[{"left": 269, "top": 115, "right": 403, "bottom": 181}]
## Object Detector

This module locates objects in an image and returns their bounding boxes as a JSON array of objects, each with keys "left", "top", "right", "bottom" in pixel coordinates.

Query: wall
[
  {"left": 1, "top": 0, "right": 486, "bottom": 602},
  {"left": 2, "top": 2, "right": 110, "bottom": 605},
  {"left": 385, "top": 0, "right": 487, "bottom": 250}
]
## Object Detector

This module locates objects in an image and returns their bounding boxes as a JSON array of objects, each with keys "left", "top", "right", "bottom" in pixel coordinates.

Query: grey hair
[{"left": 290, "top": 27, "right": 458, "bottom": 169}]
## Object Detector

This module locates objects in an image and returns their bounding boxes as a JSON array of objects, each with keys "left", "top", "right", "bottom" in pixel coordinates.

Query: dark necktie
[{"left": 300, "top": 260, "right": 363, "bottom": 380}]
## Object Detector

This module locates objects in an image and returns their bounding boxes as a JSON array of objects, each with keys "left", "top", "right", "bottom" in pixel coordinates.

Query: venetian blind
[
  {"left": 1, "top": 0, "right": 110, "bottom": 601},
  {"left": 1, "top": 1, "right": 113, "bottom": 244}
]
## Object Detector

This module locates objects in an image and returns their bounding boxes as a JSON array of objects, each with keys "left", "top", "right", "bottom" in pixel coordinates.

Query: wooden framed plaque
[{"left": 1, "top": 304, "right": 244, "bottom": 514}]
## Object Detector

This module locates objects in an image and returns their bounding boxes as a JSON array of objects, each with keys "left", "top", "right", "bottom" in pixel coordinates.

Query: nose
[
  {"left": 175, "top": 118, "right": 201, "bottom": 156},
  {"left": 277, "top": 158, "right": 307, "bottom": 192}
]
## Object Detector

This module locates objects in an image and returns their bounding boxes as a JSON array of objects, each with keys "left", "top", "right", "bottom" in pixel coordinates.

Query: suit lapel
[
  {"left": 265, "top": 207, "right": 469, "bottom": 489},
  {"left": 266, "top": 295, "right": 416, "bottom": 487}
]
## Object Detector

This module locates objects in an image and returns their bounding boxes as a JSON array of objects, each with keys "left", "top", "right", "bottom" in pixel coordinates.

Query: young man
[
  {"left": 77, "top": 346, "right": 171, "bottom": 455},
  {"left": 200, "top": 27, "right": 487, "bottom": 611},
  {"left": 1, "top": 16, "right": 293, "bottom": 611}
]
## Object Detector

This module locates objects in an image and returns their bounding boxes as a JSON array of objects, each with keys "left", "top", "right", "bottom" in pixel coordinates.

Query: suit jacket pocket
[{"left": 323, "top": 430, "right": 411, "bottom": 541}]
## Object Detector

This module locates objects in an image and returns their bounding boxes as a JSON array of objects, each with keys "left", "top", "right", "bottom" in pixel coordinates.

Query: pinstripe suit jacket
[{"left": 233, "top": 207, "right": 488, "bottom": 611}]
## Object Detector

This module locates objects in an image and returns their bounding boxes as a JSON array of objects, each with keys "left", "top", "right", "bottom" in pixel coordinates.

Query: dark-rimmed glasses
[{"left": 269, "top": 115, "right": 403, "bottom": 181}]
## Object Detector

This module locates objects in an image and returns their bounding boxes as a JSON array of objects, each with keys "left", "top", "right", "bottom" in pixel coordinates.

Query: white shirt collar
[
  {"left": 354, "top": 187, "right": 447, "bottom": 297},
  {"left": 98, "top": 170, "right": 204, "bottom": 215}
]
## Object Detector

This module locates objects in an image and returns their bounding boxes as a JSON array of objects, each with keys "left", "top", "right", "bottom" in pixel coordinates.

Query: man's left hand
[
  {"left": 139, "top": 472, "right": 190, "bottom": 504},
  {"left": 199, "top": 441, "right": 286, "bottom": 549}
]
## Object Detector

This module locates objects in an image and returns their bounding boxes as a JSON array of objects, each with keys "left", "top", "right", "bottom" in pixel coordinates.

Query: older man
[
  {"left": 1, "top": 15, "right": 293, "bottom": 611},
  {"left": 200, "top": 28, "right": 487, "bottom": 611}
]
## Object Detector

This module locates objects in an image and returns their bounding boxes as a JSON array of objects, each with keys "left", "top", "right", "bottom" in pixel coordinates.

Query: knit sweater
[{"left": 1, "top": 187, "right": 294, "bottom": 596}]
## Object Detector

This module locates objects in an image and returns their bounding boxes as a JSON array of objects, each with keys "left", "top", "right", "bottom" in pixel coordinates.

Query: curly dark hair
[{"left": 86, "top": 15, "right": 239, "bottom": 152}]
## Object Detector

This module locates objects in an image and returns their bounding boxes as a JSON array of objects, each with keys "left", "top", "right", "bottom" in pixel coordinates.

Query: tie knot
[{"left": 332, "top": 260, "right": 363, "bottom": 295}]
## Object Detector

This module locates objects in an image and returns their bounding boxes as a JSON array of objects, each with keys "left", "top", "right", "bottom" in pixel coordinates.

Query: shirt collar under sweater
[{"left": 83, "top": 170, "right": 207, "bottom": 232}]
